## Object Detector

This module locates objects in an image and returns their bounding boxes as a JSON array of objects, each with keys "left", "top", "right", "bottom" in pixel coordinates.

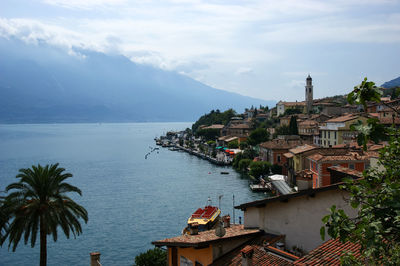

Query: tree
[
  {"left": 248, "top": 128, "right": 270, "bottom": 146},
  {"left": 195, "top": 128, "right": 220, "bottom": 141},
  {"left": 289, "top": 116, "right": 299, "bottom": 135},
  {"left": 284, "top": 108, "right": 302, "bottom": 116},
  {"left": 274, "top": 125, "right": 290, "bottom": 138},
  {"left": 134, "top": 248, "right": 167, "bottom": 266},
  {"left": 239, "top": 140, "right": 248, "bottom": 150},
  {"left": 249, "top": 161, "right": 271, "bottom": 178},
  {"left": 228, "top": 140, "right": 239, "bottom": 149},
  {"left": 321, "top": 78, "right": 400, "bottom": 264},
  {"left": 238, "top": 159, "right": 252, "bottom": 173},
  {"left": 0, "top": 191, "right": 8, "bottom": 242},
  {"left": 1, "top": 163, "right": 88, "bottom": 266}
]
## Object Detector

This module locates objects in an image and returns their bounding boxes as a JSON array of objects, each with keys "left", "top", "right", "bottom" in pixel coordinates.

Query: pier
[{"left": 163, "top": 144, "right": 232, "bottom": 166}]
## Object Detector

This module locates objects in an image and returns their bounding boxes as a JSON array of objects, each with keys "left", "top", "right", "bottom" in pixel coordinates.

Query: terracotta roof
[
  {"left": 294, "top": 239, "right": 361, "bottom": 265},
  {"left": 298, "top": 120, "right": 318, "bottom": 126},
  {"left": 296, "top": 169, "right": 313, "bottom": 180},
  {"left": 213, "top": 234, "right": 298, "bottom": 266},
  {"left": 284, "top": 152, "right": 294, "bottom": 158},
  {"left": 326, "top": 114, "right": 358, "bottom": 123},
  {"left": 229, "top": 124, "right": 252, "bottom": 129},
  {"left": 368, "top": 112, "right": 379, "bottom": 118},
  {"left": 307, "top": 152, "right": 369, "bottom": 162},
  {"left": 225, "top": 136, "right": 238, "bottom": 142},
  {"left": 260, "top": 139, "right": 307, "bottom": 150},
  {"left": 312, "top": 102, "right": 335, "bottom": 106},
  {"left": 278, "top": 101, "right": 306, "bottom": 107},
  {"left": 152, "top": 225, "right": 261, "bottom": 248},
  {"left": 218, "top": 136, "right": 231, "bottom": 141},
  {"left": 333, "top": 142, "right": 385, "bottom": 151},
  {"left": 203, "top": 124, "right": 225, "bottom": 129},
  {"left": 327, "top": 165, "right": 363, "bottom": 178},
  {"left": 289, "top": 144, "right": 317, "bottom": 155}
]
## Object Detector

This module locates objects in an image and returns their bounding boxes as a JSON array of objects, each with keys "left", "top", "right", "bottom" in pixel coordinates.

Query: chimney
[
  {"left": 223, "top": 215, "right": 231, "bottom": 228},
  {"left": 276, "top": 242, "right": 285, "bottom": 250},
  {"left": 90, "top": 252, "right": 101, "bottom": 266},
  {"left": 189, "top": 222, "right": 199, "bottom": 235},
  {"left": 241, "top": 246, "right": 254, "bottom": 266}
]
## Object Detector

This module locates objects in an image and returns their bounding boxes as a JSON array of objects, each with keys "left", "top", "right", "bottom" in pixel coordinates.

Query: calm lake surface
[{"left": 0, "top": 123, "right": 265, "bottom": 266}]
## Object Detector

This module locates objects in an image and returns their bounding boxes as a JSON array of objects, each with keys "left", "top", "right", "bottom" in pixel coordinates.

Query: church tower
[{"left": 305, "top": 74, "right": 313, "bottom": 114}]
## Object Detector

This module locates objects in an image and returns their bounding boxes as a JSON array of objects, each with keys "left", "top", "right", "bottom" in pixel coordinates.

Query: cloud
[
  {"left": 288, "top": 80, "right": 305, "bottom": 88},
  {"left": 236, "top": 67, "right": 253, "bottom": 75},
  {"left": 2, "top": 0, "right": 400, "bottom": 100},
  {"left": 42, "top": 0, "right": 128, "bottom": 10}
]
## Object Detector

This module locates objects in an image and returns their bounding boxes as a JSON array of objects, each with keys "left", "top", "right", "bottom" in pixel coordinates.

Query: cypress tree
[{"left": 289, "top": 115, "right": 298, "bottom": 135}]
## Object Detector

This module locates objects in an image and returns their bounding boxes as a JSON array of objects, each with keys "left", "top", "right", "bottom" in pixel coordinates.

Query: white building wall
[
  {"left": 244, "top": 207, "right": 259, "bottom": 228},
  {"left": 244, "top": 189, "right": 357, "bottom": 253},
  {"left": 277, "top": 103, "right": 285, "bottom": 116}
]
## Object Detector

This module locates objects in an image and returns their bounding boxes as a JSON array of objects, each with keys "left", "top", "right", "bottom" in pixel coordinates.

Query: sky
[{"left": 0, "top": 0, "right": 399, "bottom": 102}]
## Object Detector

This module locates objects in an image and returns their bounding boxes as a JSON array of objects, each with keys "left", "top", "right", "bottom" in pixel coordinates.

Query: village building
[
  {"left": 366, "top": 96, "right": 392, "bottom": 113},
  {"left": 224, "top": 123, "right": 253, "bottom": 136},
  {"left": 236, "top": 183, "right": 358, "bottom": 254},
  {"left": 298, "top": 119, "right": 319, "bottom": 142},
  {"left": 213, "top": 236, "right": 300, "bottom": 265},
  {"left": 310, "top": 113, "right": 332, "bottom": 123},
  {"left": 283, "top": 144, "right": 318, "bottom": 186},
  {"left": 307, "top": 149, "right": 369, "bottom": 188},
  {"left": 276, "top": 101, "right": 306, "bottom": 116},
  {"left": 279, "top": 114, "right": 308, "bottom": 127},
  {"left": 200, "top": 124, "right": 225, "bottom": 136},
  {"left": 318, "top": 114, "right": 368, "bottom": 147},
  {"left": 259, "top": 137, "right": 309, "bottom": 175},
  {"left": 152, "top": 225, "right": 263, "bottom": 266}
]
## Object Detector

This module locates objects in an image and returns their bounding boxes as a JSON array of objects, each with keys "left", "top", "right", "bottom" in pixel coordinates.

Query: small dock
[{"left": 250, "top": 183, "right": 272, "bottom": 192}]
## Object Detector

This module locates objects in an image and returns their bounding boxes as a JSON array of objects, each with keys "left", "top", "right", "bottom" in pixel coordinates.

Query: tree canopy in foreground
[{"left": 321, "top": 78, "right": 400, "bottom": 265}]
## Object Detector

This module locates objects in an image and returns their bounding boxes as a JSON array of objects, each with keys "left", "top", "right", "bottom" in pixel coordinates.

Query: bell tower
[{"left": 305, "top": 74, "right": 313, "bottom": 114}]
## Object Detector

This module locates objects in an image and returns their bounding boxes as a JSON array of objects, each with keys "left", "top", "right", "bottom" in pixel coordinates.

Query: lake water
[{"left": 0, "top": 123, "right": 265, "bottom": 266}]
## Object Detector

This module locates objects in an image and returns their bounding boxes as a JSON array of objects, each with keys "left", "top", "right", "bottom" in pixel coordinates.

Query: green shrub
[
  {"left": 134, "top": 248, "right": 167, "bottom": 266},
  {"left": 249, "top": 161, "right": 271, "bottom": 178}
]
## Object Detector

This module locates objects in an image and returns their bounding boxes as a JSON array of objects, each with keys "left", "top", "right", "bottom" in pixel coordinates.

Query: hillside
[
  {"left": 0, "top": 38, "right": 275, "bottom": 123},
  {"left": 381, "top": 76, "right": 400, "bottom": 89}
]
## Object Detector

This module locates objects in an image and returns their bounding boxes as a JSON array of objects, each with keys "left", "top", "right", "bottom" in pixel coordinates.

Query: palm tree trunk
[{"left": 40, "top": 215, "right": 47, "bottom": 266}]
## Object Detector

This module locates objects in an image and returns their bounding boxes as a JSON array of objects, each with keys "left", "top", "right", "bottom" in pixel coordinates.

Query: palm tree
[
  {"left": 0, "top": 191, "right": 9, "bottom": 242},
  {"left": 1, "top": 163, "right": 88, "bottom": 266}
]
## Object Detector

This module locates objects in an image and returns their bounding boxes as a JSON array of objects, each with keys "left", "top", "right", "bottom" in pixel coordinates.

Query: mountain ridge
[{"left": 0, "top": 38, "right": 275, "bottom": 123}]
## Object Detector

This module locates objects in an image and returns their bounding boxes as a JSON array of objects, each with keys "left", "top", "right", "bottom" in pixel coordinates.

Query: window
[
  {"left": 328, "top": 131, "right": 330, "bottom": 138},
  {"left": 277, "top": 155, "right": 281, "bottom": 163},
  {"left": 195, "top": 262, "right": 203, "bottom": 266},
  {"left": 324, "top": 131, "right": 326, "bottom": 138},
  {"left": 349, "top": 163, "right": 355, "bottom": 170},
  {"left": 334, "top": 131, "right": 337, "bottom": 139}
]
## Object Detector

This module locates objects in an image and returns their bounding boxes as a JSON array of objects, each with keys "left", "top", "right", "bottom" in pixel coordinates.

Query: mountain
[
  {"left": 0, "top": 38, "right": 275, "bottom": 123},
  {"left": 381, "top": 76, "right": 400, "bottom": 89}
]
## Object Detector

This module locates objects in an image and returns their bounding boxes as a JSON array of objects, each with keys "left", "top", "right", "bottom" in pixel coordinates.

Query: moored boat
[{"left": 182, "top": 205, "right": 221, "bottom": 235}]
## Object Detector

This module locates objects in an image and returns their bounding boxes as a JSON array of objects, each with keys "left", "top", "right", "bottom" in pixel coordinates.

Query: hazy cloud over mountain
[
  {"left": 0, "top": 0, "right": 399, "bottom": 101},
  {"left": 0, "top": 37, "right": 274, "bottom": 123}
]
